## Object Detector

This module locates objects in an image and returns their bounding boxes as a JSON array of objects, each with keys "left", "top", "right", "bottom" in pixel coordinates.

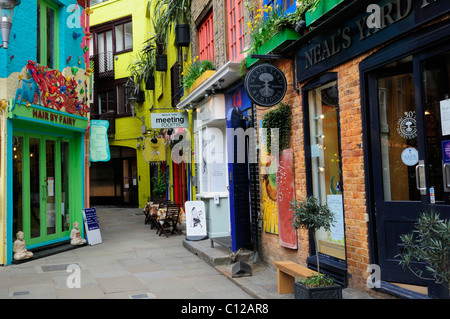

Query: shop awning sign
[{"left": 244, "top": 63, "right": 287, "bottom": 107}]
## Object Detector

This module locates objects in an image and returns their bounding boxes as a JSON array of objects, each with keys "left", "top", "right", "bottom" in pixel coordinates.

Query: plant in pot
[
  {"left": 182, "top": 58, "right": 214, "bottom": 92},
  {"left": 290, "top": 196, "right": 342, "bottom": 299},
  {"left": 152, "top": 0, "right": 191, "bottom": 47},
  {"left": 141, "top": 42, "right": 156, "bottom": 90},
  {"left": 396, "top": 211, "right": 450, "bottom": 299},
  {"left": 149, "top": 4, "right": 169, "bottom": 72}
]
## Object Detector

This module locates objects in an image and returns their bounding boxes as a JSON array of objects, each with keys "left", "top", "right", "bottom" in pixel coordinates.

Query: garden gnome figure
[
  {"left": 70, "top": 221, "right": 86, "bottom": 245},
  {"left": 13, "top": 231, "right": 33, "bottom": 261}
]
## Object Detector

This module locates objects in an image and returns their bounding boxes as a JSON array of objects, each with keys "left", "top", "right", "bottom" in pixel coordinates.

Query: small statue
[
  {"left": 70, "top": 221, "right": 86, "bottom": 246},
  {"left": 13, "top": 231, "right": 33, "bottom": 261}
]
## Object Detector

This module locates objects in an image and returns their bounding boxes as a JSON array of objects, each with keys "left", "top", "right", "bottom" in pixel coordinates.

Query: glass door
[
  {"left": 13, "top": 133, "right": 72, "bottom": 247},
  {"left": 368, "top": 48, "right": 450, "bottom": 286}
]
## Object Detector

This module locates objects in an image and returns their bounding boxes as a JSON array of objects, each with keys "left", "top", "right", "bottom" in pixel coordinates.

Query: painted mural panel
[
  {"left": 276, "top": 149, "right": 297, "bottom": 249},
  {"left": 260, "top": 120, "right": 278, "bottom": 234}
]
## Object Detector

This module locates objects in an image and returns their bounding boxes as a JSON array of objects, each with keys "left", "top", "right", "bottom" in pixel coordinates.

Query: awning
[{"left": 176, "top": 61, "right": 241, "bottom": 110}]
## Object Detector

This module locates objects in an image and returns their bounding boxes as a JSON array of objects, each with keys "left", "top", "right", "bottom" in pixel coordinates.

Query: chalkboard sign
[{"left": 82, "top": 208, "right": 102, "bottom": 245}]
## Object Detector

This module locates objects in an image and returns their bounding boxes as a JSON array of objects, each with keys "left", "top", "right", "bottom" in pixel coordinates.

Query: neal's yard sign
[
  {"left": 244, "top": 63, "right": 287, "bottom": 107},
  {"left": 297, "top": 0, "right": 449, "bottom": 81}
]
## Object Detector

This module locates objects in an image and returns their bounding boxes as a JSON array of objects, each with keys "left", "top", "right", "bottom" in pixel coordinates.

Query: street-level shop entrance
[
  {"left": 365, "top": 45, "right": 450, "bottom": 287},
  {"left": 12, "top": 133, "right": 74, "bottom": 247}
]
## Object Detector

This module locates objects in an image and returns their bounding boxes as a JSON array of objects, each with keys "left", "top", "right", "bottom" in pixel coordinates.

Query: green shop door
[{"left": 13, "top": 133, "right": 72, "bottom": 246}]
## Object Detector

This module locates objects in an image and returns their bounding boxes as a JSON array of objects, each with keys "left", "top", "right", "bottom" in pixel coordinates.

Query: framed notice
[
  {"left": 185, "top": 201, "right": 207, "bottom": 241},
  {"left": 440, "top": 99, "right": 450, "bottom": 136}
]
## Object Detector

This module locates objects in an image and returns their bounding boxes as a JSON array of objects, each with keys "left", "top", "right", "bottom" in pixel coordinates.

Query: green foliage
[
  {"left": 182, "top": 59, "right": 214, "bottom": 90},
  {"left": 297, "top": 273, "right": 334, "bottom": 288},
  {"left": 244, "top": 0, "right": 319, "bottom": 56},
  {"left": 127, "top": 49, "right": 155, "bottom": 96},
  {"left": 290, "top": 196, "right": 335, "bottom": 278},
  {"left": 396, "top": 211, "right": 450, "bottom": 291},
  {"left": 290, "top": 196, "right": 335, "bottom": 234},
  {"left": 151, "top": 170, "right": 167, "bottom": 197},
  {"left": 151, "top": 0, "right": 191, "bottom": 28},
  {"left": 261, "top": 102, "right": 291, "bottom": 153}
]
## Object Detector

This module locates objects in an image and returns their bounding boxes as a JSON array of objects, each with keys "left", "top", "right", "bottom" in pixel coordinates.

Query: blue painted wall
[{"left": 0, "top": 0, "right": 85, "bottom": 78}]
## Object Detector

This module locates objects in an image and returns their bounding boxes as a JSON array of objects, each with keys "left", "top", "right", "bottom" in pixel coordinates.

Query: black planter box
[
  {"left": 136, "top": 90, "right": 145, "bottom": 103},
  {"left": 175, "top": 24, "right": 190, "bottom": 47},
  {"left": 145, "top": 76, "right": 155, "bottom": 90},
  {"left": 294, "top": 282, "right": 342, "bottom": 299},
  {"left": 156, "top": 54, "right": 167, "bottom": 71}
]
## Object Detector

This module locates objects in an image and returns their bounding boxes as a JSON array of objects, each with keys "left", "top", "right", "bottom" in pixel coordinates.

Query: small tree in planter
[
  {"left": 396, "top": 211, "right": 450, "bottom": 299},
  {"left": 290, "top": 196, "right": 342, "bottom": 299}
]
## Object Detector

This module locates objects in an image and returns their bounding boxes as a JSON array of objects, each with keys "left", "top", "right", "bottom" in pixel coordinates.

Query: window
[
  {"left": 198, "top": 12, "right": 215, "bottom": 63},
  {"left": 37, "top": 0, "right": 59, "bottom": 69},
  {"left": 92, "top": 16, "right": 133, "bottom": 56},
  {"left": 227, "top": 0, "right": 245, "bottom": 62},
  {"left": 307, "top": 80, "right": 346, "bottom": 260},
  {"left": 92, "top": 79, "right": 129, "bottom": 117},
  {"left": 264, "top": 0, "right": 296, "bottom": 15},
  {"left": 115, "top": 21, "right": 133, "bottom": 53}
]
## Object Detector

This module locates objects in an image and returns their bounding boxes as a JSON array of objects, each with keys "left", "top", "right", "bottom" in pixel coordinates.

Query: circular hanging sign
[{"left": 244, "top": 63, "right": 287, "bottom": 107}]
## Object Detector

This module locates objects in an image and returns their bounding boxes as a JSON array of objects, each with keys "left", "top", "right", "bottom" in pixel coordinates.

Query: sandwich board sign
[
  {"left": 185, "top": 201, "right": 207, "bottom": 241},
  {"left": 82, "top": 208, "right": 102, "bottom": 245}
]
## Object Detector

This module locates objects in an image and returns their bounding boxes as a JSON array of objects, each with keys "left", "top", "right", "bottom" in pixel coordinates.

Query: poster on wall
[
  {"left": 89, "top": 120, "right": 111, "bottom": 162},
  {"left": 185, "top": 201, "right": 207, "bottom": 241},
  {"left": 276, "top": 149, "right": 297, "bottom": 249},
  {"left": 260, "top": 121, "right": 278, "bottom": 234}
]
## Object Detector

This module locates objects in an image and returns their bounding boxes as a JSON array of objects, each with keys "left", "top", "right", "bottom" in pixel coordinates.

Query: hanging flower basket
[
  {"left": 156, "top": 54, "right": 167, "bottom": 71},
  {"left": 175, "top": 24, "right": 190, "bottom": 47}
]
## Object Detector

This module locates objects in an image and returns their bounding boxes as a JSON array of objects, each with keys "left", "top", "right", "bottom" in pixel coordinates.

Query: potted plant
[
  {"left": 152, "top": 0, "right": 191, "bottom": 47},
  {"left": 151, "top": 169, "right": 167, "bottom": 198},
  {"left": 149, "top": 4, "right": 169, "bottom": 71},
  {"left": 397, "top": 211, "right": 450, "bottom": 299},
  {"left": 290, "top": 196, "right": 342, "bottom": 299},
  {"left": 182, "top": 58, "right": 214, "bottom": 92}
]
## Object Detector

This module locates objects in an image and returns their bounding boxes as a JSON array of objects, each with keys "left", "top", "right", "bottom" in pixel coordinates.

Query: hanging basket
[
  {"left": 155, "top": 54, "right": 167, "bottom": 72},
  {"left": 175, "top": 24, "right": 190, "bottom": 47}
]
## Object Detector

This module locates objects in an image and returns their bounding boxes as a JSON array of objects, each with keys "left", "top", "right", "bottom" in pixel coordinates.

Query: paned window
[
  {"left": 37, "top": 0, "right": 60, "bottom": 69},
  {"left": 227, "top": 0, "right": 245, "bottom": 62},
  {"left": 198, "top": 12, "right": 215, "bottom": 63}
]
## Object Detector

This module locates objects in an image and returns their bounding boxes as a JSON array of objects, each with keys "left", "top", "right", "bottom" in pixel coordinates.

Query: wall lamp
[{"left": 0, "top": 0, "right": 21, "bottom": 49}]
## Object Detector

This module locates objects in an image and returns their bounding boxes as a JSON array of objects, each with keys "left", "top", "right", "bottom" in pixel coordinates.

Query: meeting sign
[{"left": 151, "top": 112, "right": 189, "bottom": 129}]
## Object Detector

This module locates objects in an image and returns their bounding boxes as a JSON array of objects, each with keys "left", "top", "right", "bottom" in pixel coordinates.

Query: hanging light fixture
[{"left": 0, "top": 0, "right": 21, "bottom": 49}]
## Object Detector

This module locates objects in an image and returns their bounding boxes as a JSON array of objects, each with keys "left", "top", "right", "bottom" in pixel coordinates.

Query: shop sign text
[{"left": 32, "top": 109, "right": 77, "bottom": 126}]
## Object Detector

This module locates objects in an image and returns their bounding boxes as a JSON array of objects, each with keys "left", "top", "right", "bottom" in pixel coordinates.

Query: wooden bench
[{"left": 273, "top": 261, "right": 318, "bottom": 294}]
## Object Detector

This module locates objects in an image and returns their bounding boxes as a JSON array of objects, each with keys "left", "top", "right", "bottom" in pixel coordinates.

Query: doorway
[
  {"left": 367, "top": 49, "right": 450, "bottom": 285},
  {"left": 12, "top": 133, "right": 73, "bottom": 247}
]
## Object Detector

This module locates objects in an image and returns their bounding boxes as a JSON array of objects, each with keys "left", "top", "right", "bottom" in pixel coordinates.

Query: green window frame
[{"left": 37, "top": 0, "right": 60, "bottom": 69}]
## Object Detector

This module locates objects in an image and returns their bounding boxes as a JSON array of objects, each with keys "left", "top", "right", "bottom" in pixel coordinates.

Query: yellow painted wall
[{"left": 91, "top": 0, "right": 191, "bottom": 207}]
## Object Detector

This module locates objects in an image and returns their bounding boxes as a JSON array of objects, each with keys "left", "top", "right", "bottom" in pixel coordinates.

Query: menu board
[{"left": 89, "top": 120, "right": 111, "bottom": 162}]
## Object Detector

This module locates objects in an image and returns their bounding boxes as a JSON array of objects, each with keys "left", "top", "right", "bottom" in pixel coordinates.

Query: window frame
[
  {"left": 227, "top": 0, "right": 245, "bottom": 62},
  {"left": 198, "top": 11, "right": 215, "bottom": 63},
  {"left": 92, "top": 78, "right": 130, "bottom": 118},
  {"left": 37, "top": 0, "right": 60, "bottom": 69},
  {"left": 91, "top": 16, "right": 133, "bottom": 56}
]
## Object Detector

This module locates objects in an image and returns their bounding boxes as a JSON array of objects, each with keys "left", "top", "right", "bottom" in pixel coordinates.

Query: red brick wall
[{"left": 256, "top": 53, "right": 376, "bottom": 294}]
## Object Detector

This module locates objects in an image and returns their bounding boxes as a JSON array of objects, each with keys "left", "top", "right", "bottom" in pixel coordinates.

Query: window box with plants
[
  {"left": 245, "top": 1, "right": 320, "bottom": 68},
  {"left": 290, "top": 196, "right": 343, "bottom": 299},
  {"left": 182, "top": 58, "right": 215, "bottom": 95}
]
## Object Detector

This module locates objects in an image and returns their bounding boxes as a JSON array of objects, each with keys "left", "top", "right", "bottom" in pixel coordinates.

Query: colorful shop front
[
  {"left": 5, "top": 64, "right": 89, "bottom": 265},
  {"left": 292, "top": 0, "right": 450, "bottom": 297},
  {"left": 178, "top": 61, "right": 255, "bottom": 252}
]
